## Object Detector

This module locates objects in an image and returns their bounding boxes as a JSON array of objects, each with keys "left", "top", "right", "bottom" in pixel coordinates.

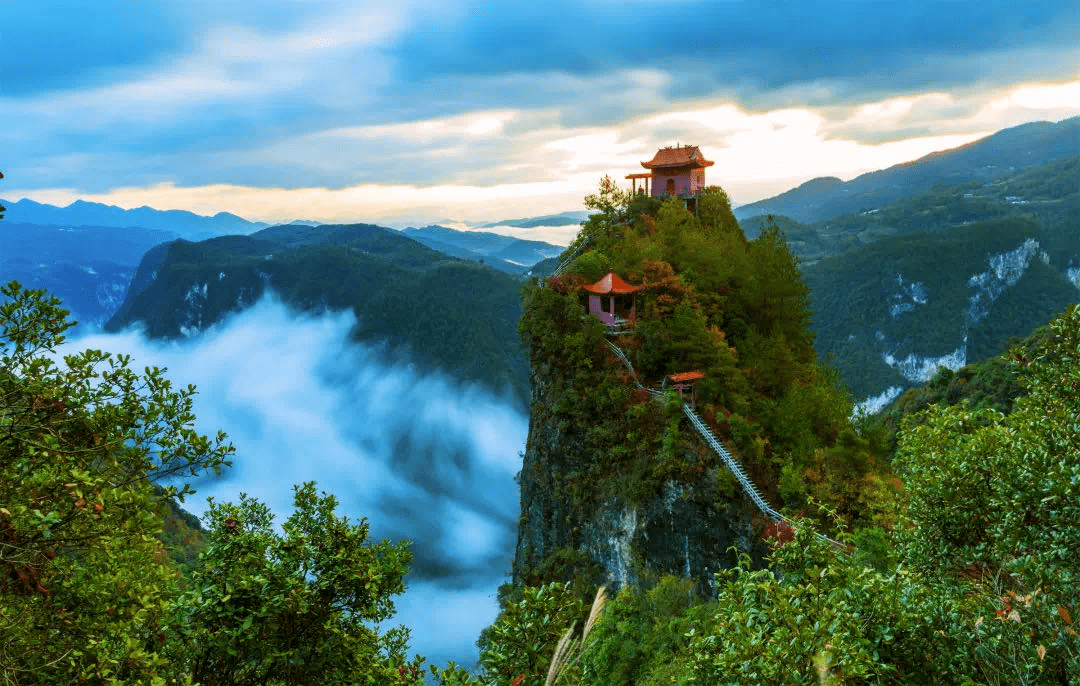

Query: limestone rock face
[{"left": 512, "top": 358, "right": 769, "bottom": 591}]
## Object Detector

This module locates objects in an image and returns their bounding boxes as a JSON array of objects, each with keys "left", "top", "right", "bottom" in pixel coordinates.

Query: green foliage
[
  {"left": 0, "top": 281, "right": 233, "bottom": 684},
  {"left": 889, "top": 306, "right": 1080, "bottom": 683},
  {"left": 515, "top": 547, "right": 608, "bottom": 605},
  {"left": 475, "top": 582, "right": 584, "bottom": 686},
  {"left": 799, "top": 154, "right": 1080, "bottom": 403},
  {"left": 0, "top": 282, "right": 425, "bottom": 684},
  {"left": 106, "top": 224, "right": 532, "bottom": 405},
  {"left": 687, "top": 524, "right": 967, "bottom": 684},
  {"left": 168, "top": 483, "right": 421, "bottom": 685},
  {"left": 580, "top": 577, "right": 712, "bottom": 686},
  {"left": 583, "top": 175, "right": 632, "bottom": 232},
  {"left": 673, "top": 303, "right": 1080, "bottom": 684},
  {"left": 564, "top": 249, "right": 611, "bottom": 283}
]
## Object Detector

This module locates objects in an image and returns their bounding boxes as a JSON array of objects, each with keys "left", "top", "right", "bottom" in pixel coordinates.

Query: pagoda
[
  {"left": 626, "top": 144, "right": 714, "bottom": 210},
  {"left": 585, "top": 271, "right": 641, "bottom": 326}
]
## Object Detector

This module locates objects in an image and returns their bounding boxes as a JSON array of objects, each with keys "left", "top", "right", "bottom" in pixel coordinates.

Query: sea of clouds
[{"left": 63, "top": 294, "right": 528, "bottom": 670}]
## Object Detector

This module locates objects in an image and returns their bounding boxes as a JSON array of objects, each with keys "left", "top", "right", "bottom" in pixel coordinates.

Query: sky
[
  {"left": 3, "top": 0, "right": 1080, "bottom": 227},
  {"left": 65, "top": 296, "right": 528, "bottom": 669}
]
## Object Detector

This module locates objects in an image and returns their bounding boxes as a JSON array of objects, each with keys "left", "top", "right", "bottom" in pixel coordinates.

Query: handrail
[
  {"left": 534, "top": 235, "right": 847, "bottom": 552},
  {"left": 548, "top": 234, "right": 593, "bottom": 279},
  {"left": 603, "top": 338, "right": 847, "bottom": 552}
]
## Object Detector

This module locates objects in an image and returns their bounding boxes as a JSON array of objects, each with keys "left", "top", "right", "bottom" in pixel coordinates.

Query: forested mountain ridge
[
  {"left": 805, "top": 216, "right": 1079, "bottom": 403},
  {"left": 735, "top": 115, "right": 1080, "bottom": 223},
  {"left": 106, "top": 223, "right": 532, "bottom": 405},
  {"left": 512, "top": 184, "right": 885, "bottom": 600},
  {"left": 750, "top": 153, "right": 1080, "bottom": 264},
  {"left": 782, "top": 155, "right": 1080, "bottom": 405},
  {"left": 401, "top": 225, "right": 563, "bottom": 273},
  {"left": 0, "top": 222, "right": 180, "bottom": 331}
]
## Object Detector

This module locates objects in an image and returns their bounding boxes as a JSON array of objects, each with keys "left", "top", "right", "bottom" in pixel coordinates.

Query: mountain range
[
  {"left": 0, "top": 198, "right": 268, "bottom": 239},
  {"left": 0, "top": 223, "right": 180, "bottom": 330},
  {"left": 477, "top": 210, "right": 592, "bottom": 228},
  {"left": 401, "top": 225, "right": 563, "bottom": 273},
  {"left": 104, "top": 223, "right": 534, "bottom": 406},
  {"left": 3, "top": 115, "right": 1078, "bottom": 412},
  {"left": 735, "top": 115, "right": 1080, "bottom": 224},
  {"left": 782, "top": 152, "right": 1080, "bottom": 404}
]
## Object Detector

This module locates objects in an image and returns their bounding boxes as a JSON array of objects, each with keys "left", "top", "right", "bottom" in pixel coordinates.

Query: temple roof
[
  {"left": 585, "top": 271, "right": 641, "bottom": 295},
  {"left": 641, "top": 145, "right": 714, "bottom": 170},
  {"left": 667, "top": 371, "right": 705, "bottom": 383}
]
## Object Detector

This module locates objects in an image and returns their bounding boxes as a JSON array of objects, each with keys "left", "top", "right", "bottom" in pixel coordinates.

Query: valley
[{"left": 2, "top": 114, "right": 1078, "bottom": 681}]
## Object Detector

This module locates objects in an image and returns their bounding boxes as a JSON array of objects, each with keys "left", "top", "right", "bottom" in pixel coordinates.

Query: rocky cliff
[
  {"left": 513, "top": 354, "right": 769, "bottom": 592},
  {"left": 510, "top": 187, "right": 860, "bottom": 593}
]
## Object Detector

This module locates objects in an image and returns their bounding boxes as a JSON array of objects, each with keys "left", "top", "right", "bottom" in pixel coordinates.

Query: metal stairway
[
  {"left": 538, "top": 234, "right": 846, "bottom": 552},
  {"left": 549, "top": 234, "right": 593, "bottom": 278},
  {"left": 604, "top": 338, "right": 846, "bottom": 551}
]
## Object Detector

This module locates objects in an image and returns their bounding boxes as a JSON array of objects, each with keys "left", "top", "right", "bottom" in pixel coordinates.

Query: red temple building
[
  {"left": 626, "top": 144, "right": 714, "bottom": 212},
  {"left": 585, "top": 271, "right": 641, "bottom": 325}
]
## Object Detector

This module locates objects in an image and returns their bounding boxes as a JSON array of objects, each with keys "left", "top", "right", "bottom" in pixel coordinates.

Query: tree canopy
[{"left": 0, "top": 282, "right": 423, "bottom": 684}]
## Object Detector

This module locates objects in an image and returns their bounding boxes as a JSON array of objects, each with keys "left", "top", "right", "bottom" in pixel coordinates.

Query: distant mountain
[
  {"left": 106, "top": 223, "right": 531, "bottom": 406},
  {"left": 799, "top": 156, "right": 1080, "bottom": 406},
  {"left": 736, "top": 116, "right": 1080, "bottom": 223},
  {"left": 1, "top": 198, "right": 268, "bottom": 239},
  {"left": 400, "top": 225, "right": 562, "bottom": 274},
  {"left": 1, "top": 222, "right": 177, "bottom": 265},
  {"left": 0, "top": 223, "right": 179, "bottom": 331},
  {"left": 477, "top": 210, "right": 592, "bottom": 229},
  {"left": 742, "top": 154, "right": 1080, "bottom": 265}
]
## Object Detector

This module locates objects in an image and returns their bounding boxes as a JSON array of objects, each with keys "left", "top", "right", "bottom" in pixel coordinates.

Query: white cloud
[
  {"left": 990, "top": 79, "right": 1080, "bottom": 112},
  {"left": 60, "top": 295, "right": 527, "bottom": 669},
  {"left": 326, "top": 109, "right": 519, "bottom": 144},
  {"left": 0, "top": 4, "right": 407, "bottom": 133},
  {"left": 543, "top": 130, "right": 650, "bottom": 171},
  {"left": 8, "top": 76, "right": 1080, "bottom": 222}
]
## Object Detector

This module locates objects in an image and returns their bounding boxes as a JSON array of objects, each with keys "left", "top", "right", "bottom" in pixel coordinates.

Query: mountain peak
[
  {"left": 3, "top": 198, "right": 268, "bottom": 239},
  {"left": 735, "top": 116, "right": 1080, "bottom": 223}
]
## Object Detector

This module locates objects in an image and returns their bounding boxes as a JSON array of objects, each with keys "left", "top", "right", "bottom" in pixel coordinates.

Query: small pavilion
[
  {"left": 665, "top": 371, "right": 706, "bottom": 408},
  {"left": 585, "top": 271, "right": 641, "bottom": 326},
  {"left": 626, "top": 144, "right": 714, "bottom": 211}
]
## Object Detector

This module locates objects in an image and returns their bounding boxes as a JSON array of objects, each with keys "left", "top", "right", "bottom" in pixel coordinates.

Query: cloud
[
  {"left": 989, "top": 81, "right": 1080, "bottom": 114},
  {"left": 62, "top": 294, "right": 527, "bottom": 669},
  {"left": 4, "top": 177, "right": 600, "bottom": 227},
  {"left": 3, "top": 1, "right": 1080, "bottom": 224},
  {"left": 389, "top": 0, "right": 1080, "bottom": 102}
]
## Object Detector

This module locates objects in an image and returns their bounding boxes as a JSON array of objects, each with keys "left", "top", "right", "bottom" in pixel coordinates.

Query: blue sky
[{"left": 3, "top": 0, "right": 1080, "bottom": 226}]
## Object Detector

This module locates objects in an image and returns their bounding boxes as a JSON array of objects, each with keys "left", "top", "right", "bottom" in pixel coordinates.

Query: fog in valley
[{"left": 64, "top": 295, "right": 528, "bottom": 669}]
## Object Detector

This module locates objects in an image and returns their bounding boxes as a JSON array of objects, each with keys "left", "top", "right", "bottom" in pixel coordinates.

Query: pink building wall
[
  {"left": 651, "top": 169, "right": 705, "bottom": 197},
  {"left": 589, "top": 295, "right": 615, "bottom": 324}
]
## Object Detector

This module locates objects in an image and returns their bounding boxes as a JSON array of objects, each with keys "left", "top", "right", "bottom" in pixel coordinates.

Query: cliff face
[
  {"left": 104, "top": 225, "right": 532, "bottom": 404},
  {"left": 511, "top": 188, "right": 862, "bottom": 592},
  {"left": 513, "top": 355, "right": 769, "bottom": 592}
]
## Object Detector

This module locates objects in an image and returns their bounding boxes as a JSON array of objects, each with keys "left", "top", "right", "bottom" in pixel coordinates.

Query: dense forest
[
  {"left": 492, "top": 181, "right": 1078, "bottom": 684},
  {"left": 785, "top": 155, "right": 1080, "bottom": 401},
  {"left": 2, "top": 177, "right": 1078, "bottom": 683},
  {"left": 105, "top": 223, "right": 531, "bottom": 407}
]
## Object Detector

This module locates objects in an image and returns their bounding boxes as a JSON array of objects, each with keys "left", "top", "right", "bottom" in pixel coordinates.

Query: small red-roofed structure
[
  {"left": 585, "top": 271, "right": 641, "bottom": 325},
  {"left": 626, "top": 145, "right": 714, "bottom": 202},
  {"left": 665, "top": 370, "right": 706, "bottom": 408}
]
